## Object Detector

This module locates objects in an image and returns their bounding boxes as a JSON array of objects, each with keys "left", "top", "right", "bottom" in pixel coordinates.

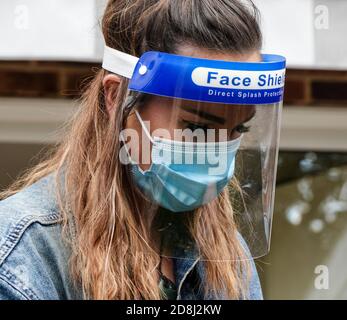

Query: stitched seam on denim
[
  {"left": 0, "top": 213, "right": 62, "bottom": 266},
  {"left": 0, "top": 267, "right": 39, "bottom": 300},
  {"left": 0, "top": 274, "right": 30, "bottom": 300}
]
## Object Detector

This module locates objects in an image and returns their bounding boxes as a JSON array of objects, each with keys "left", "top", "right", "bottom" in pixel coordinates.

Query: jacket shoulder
[
  {"left": 0, "top": 174, "right": 79, "bottom": 300},
  {"left": 0, "top": 174, "right": 62, "bottom": 263}
]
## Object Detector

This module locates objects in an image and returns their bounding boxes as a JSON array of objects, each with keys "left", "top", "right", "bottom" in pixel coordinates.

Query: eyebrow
[
  {"left": 180, "top": 105, "right": 226, "bottom": 125},
  {"left": 181, "top": 105, "right": 257, "bottom": 125}
]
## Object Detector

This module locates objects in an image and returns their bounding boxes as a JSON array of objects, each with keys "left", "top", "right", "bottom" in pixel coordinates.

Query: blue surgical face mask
[{"left": 126, "top": 109, "right": 242, "bottom": 213}]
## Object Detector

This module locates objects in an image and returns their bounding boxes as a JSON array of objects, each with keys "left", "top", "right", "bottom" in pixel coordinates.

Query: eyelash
[
  {"left": 181, "top": 120, "right": 251, "bottom": 134},
  {"left": 182, "top": 120, "right": 211, "bottom": 132},
  {"left": 235, "top": 123, "right": 251, "bottom": 133}
]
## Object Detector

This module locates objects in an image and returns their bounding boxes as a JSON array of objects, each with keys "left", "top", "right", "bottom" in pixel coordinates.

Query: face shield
[{"left": 102, "top": 46, "right": 286, "bottom": 261}]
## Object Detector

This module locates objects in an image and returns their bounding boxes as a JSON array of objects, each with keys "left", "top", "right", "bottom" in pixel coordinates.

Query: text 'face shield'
[{"left": 103, "top": 46, "right": 286, "bottom": 261}]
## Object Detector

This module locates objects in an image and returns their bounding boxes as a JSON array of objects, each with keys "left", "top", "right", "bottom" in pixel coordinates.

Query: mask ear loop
[
  {"left": 119, "top": 92, "right": 146, "bottom": 163},
  {"left": 134, "top": 108, "right": 156, "bottom": 144}
]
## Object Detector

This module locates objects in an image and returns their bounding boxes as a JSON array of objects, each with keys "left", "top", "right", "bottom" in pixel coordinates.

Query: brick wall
[
  {"left": 0, "top": 61, "right": 346, "bottom": 106},
  {"left": 0, "top": 61, "right": 98, "bottom": 100},
  {"left": 285, "top": 69, "right": 347, "bottom": 106}
]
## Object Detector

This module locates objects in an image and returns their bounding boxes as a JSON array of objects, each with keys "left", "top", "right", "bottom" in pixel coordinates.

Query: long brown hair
[{"left": 1, "top": 0, "right": 262, "bottom": 299}]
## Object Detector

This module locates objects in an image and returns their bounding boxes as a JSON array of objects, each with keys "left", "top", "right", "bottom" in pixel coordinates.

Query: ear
[{"left": 102, "top": 73, "right": 122, "bottom": 115}]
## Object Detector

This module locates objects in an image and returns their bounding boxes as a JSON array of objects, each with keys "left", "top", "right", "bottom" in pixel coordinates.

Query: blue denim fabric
[{"left": 0, "top": 173, "right": 263, "bottom": 300}]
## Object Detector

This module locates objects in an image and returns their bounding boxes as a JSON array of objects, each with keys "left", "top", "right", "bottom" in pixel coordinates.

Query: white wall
[
  {"left": 253, "top": 0, "right": 315, "bottom": 68},
  {"left": 0, "top": 0, "right": 345, "bottom": 69},
  {"left": 0, "top": 0, "right": 107, "bottom": 61}
]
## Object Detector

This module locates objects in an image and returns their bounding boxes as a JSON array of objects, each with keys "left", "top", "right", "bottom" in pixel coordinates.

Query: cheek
[
  {"left": 141, "top": 100, "right": 177, "bottom": 136},
  {"left": 136, "top": 100, "right": 176, "bottom": 171}
]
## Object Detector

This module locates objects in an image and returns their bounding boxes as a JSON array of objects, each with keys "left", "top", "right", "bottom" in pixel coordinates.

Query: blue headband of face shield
[
  {"left": 102, "top": 45, "right": 287, "bottom": 213},
  {"left": 102, "top": 45, "right": 286, "bottom": 105}
]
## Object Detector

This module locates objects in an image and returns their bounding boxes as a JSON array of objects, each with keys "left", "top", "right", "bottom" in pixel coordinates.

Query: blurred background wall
[{"left": 0, "top": 0, "right": 347, "bottom": 299}]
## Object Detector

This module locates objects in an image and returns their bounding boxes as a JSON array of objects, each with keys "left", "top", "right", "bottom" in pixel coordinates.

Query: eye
[
  {"left": 235, "top": 123, "right": 251, "bottom": 134},
  {"left": 181, "top": 120, "right": 211, "bottom": 132}
]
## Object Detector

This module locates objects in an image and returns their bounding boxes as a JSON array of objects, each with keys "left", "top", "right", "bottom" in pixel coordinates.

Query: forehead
[
  {"left": 175, "top": 44, "right": 262, "bottom": 63},
  {"left": 146, "top": 95, "right": 256, "bottom": 124}
]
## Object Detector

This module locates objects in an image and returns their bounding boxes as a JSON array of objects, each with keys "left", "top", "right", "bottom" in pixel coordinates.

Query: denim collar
[
  {"left": 172, "top": 241, "right": 228, "bottom": 300},
  {"left": 172, "top": 243, "right": 200, "bottom": 285}
]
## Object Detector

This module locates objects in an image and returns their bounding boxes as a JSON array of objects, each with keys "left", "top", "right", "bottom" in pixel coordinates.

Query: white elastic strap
[
  {"left": 134, "top": 109, "right": 155, "bottom": 144},
  {"left": 102, "top": 45, "right": 139, "bottom": 79}
]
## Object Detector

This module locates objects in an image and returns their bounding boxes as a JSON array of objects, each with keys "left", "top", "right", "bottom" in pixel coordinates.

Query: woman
[{"left": 0, "top": 0, "right": 267, "bottom": 300}]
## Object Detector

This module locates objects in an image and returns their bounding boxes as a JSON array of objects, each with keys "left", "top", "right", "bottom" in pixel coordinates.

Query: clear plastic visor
[{"left": 121, "top": 91, "right": 283, "bottom": 262}]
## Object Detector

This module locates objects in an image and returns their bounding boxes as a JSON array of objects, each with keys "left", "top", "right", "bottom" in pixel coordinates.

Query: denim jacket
[{"left": 0, "top": 173, "right": 263, "bottom": 300}]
